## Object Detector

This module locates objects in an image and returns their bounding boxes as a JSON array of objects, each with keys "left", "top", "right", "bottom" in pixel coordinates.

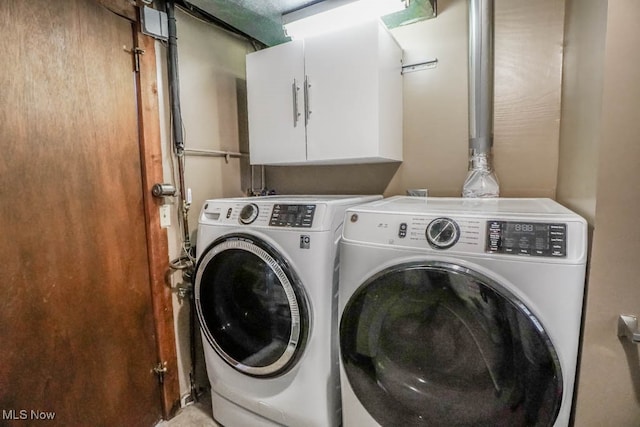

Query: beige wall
[
  {"left": 265, "top": 0, "right": 565, "bottom": 198},
  {"left": 493, "top": 0, "right": 565, "bottom": 197},
  {"left": 556, "top": 0, "right": 606, "bottom": 224},
  {"left": 572, "top": 0, "right": 640, "bottom": 424},
  {"left": 157, "top": 8, "right": 252, "bottom": 399},
  {"left": 385, "top": 0, "right": 469, "bottom": 196},
  {"left": 175, "top": 9, "right": 251, "bottom": 228}
]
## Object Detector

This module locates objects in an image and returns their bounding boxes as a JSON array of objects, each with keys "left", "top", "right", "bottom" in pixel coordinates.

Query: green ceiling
[{"left": 185, "top": 0, "right": 437, "bottom": 46}]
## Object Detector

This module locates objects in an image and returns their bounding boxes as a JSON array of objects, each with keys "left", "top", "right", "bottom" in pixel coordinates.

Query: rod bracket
[{"left": 618, "top": 314, "right": 640, "bottom": 344}]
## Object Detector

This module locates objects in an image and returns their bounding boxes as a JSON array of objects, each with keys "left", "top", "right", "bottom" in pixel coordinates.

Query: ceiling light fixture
[{"left": 283, "top": 0, "right": 408, "bottom": 40}]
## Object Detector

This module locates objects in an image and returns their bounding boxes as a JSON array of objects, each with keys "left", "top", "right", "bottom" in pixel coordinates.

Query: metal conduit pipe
[
  {"left": 166, "top": 0, "right": 192, "bottom": 249},
  {"left": 462, "top": 0, "right": 500, "bottom": 198}
]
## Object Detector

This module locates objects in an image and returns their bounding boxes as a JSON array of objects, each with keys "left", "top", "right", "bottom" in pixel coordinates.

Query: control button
[
  {"left": 226, "top": 208, "right": 233, "bottom": 219},
  {"left": 398, "top": 222, "right": 407, "bottom": 238}
]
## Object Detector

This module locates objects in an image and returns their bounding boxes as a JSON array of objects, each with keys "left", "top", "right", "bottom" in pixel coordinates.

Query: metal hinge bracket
[{"left": 153, "top": 361, "right": 168, "bottom": 384}]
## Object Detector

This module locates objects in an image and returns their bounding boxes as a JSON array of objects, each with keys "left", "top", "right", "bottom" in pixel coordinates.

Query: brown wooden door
[{"left": 0, "top": 0, "right": 163, "bottom": 425}]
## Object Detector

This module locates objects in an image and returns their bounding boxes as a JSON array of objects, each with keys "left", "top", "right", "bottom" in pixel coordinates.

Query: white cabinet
[{"left": 246, "top": 20, "right": 403, "bottom": 165}]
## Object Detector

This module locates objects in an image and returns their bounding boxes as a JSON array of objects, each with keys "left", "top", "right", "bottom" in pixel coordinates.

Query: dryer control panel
[
  {"left": 343, "top": 213, "right": 583, "bottom": 261},
  {"left": 341, "top": 196, "right": 588, "bottom": 263},
  {"left": 486, "top": 221, "right": 566, "bottom": 257}
]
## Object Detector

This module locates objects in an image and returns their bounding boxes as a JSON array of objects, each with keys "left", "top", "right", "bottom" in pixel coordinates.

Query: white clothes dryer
[
  {"left": 194, "top": 195, "right": 380, "bottom": 427},
  {"left": 338, "top": 196, "right": 588, "bottom": 427}
]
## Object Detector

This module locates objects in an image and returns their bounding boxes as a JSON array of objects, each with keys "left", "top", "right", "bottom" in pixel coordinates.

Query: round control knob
[
  {"left": 239, "top": 203, "right": 259, "bottom": 225},
  {"left": 426, "top": 218, "right": 460, "bottom": 249}
]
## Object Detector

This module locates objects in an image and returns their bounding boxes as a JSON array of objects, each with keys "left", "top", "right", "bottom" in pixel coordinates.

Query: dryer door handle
[{"left": 618, "top": 314, "right": 640, "bottom": 344}]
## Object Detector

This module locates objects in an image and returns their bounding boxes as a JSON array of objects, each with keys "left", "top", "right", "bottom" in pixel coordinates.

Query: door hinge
[
  {"left": 153, "top": 361, "right": 168, "bottom": 384},
  {"left": 123, "top": 45, "right": 146, "bottom": 72}
]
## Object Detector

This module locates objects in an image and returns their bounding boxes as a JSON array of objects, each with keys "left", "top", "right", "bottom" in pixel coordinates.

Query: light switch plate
[{"left": 159, "top": 205, "right": 171, "bottom": 228}]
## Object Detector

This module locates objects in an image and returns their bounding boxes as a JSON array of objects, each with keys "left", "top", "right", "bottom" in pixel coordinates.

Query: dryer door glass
[
  {"left": 195, "top": 235, "right": 308, "bottom": 377},
  {"left": 340, "top": 262, "right": 562, "bottom": 426}
]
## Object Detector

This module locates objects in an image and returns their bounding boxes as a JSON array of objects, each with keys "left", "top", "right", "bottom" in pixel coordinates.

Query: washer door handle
[{"left": 618, "top": 314, "right": 640, "bottom": 343}]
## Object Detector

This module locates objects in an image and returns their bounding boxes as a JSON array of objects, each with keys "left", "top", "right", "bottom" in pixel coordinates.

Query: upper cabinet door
[
  {"left": 246, "top": 20, "right": 402, "bottom": 165},
  {"left": 246, "top": 40, "right": 306, "bottom": 164},
  {"left": 304, "top": 20, "right": 401, "bottom": 163}
]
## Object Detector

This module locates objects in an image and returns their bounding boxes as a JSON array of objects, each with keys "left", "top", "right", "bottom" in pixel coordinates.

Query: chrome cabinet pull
[
  {"left": 618, "top": 314, "right": 640, "bottom": 343},
  {"left": 292, "top": 79, "right": 300, "bottom": 127},
  {"left": 304, "top": 75, "right": 311, "bottom": 125}
]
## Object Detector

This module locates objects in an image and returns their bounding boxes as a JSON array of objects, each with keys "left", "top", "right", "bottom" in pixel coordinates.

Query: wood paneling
[
  {"left": 135, "top": 16, "right": 181, "bottom": 417},
  {"left": 0, "top": 0, "right": 162, "bottom": 424},
  {"left": 97, "top": 0, "right": 136, "bottom": 21}
]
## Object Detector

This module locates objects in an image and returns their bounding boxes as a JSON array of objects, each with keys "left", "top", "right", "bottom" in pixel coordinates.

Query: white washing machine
[
  {"left": 338, "top": 196, "right": 588, "bottom": 427},
  {"left": 194, "top": 195, "right": 381, "bottom": 427}
]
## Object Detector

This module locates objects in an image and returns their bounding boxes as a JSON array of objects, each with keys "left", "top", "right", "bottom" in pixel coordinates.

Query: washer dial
[
  {"left": 426, "top": 218, "right": 460, "bottom": 249},
  {"left": 239, "top": 203, "right": 259, "bottom": 224}
]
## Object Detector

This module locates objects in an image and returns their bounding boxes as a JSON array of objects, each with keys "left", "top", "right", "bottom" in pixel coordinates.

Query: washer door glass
[
  {"left": 195, "top": 235, "right": 308, "bottom": 377},
  {"left": 340, "top": 262, "right": 562, "bottom": 426}
]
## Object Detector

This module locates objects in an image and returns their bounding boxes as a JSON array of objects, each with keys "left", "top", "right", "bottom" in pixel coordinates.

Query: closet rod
[{"left": 184, "top": 148, "right": 248, "bottom": 161}]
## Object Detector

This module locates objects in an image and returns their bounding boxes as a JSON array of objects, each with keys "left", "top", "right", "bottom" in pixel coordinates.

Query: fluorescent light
[{"left": 283, "top": 0, "right": 407, "bottom": 40}]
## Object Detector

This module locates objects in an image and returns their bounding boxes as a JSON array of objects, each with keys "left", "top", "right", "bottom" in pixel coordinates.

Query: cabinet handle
[
  {"left": 304, "top": 75, "right": 311, "bottom": 125},
  {"left": 292, "top": 79, "right": 300, "bottom": 127}
]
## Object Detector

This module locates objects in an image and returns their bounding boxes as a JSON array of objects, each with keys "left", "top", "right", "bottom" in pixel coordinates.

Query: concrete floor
[{"left": 156, "top": 393, "right": 219, "bottom": 427}]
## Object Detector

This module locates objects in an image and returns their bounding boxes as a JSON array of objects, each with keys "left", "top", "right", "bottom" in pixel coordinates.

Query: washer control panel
[
  {"left": 269, "top": 204, "right": 316, "bottom": 228},
  {"left": 486, "top": 221, "right": 566, "bottom": 257}
]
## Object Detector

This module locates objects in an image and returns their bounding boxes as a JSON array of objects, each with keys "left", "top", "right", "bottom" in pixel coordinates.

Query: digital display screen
[
  {"left": 487, "top": 221, "right": 566, "bottom": 257},
  {"left": 281, "top": 206, "right": 303, "bottom": 225},
  {"left": 270, "top": 204, "right": 315, "bottom": 228},
  {"left": 503, "top": 223, "right": 550, "bottom": 251}
]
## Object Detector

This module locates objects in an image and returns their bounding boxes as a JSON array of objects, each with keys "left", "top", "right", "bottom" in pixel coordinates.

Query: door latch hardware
[
  {"left": 123, "top": 46, "right": 146, "bottom": 72},
  {"left": 153, "top": 361, "right": 168, "bottom": 384},
  {"left": 151, "top": 183, "right": 177, "bottom": 198}
]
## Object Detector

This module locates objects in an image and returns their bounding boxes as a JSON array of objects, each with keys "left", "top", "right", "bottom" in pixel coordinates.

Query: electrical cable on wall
[{"left": 164, "top": 0, "right": 201, "bottom": 407}]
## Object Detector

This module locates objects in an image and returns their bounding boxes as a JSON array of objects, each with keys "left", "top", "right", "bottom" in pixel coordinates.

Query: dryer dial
[
  {"left": 239, "top": 203, "right": 259, "bottom": 224},
  {"left": 426, "top": 218, "right": 460, "bottom": 249}
]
